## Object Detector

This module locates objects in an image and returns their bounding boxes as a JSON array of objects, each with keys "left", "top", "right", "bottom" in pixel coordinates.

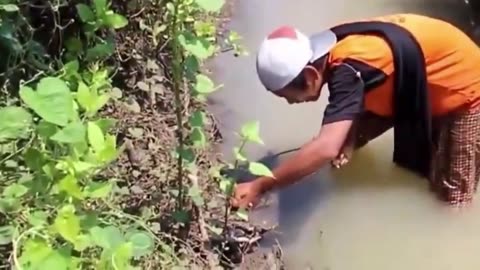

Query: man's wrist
[{"left": 257, "top": 176, "right": 277, "bottom": 193}]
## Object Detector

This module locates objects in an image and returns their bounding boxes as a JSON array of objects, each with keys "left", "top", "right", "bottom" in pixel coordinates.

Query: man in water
[{"left": 231, "top": 14, "right": 480, "bottom": 208}]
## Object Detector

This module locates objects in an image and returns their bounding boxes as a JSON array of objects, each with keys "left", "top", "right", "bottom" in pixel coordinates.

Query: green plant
[
  {"left": 218, "top": 121, "right": 274, "bottom": 230},
  {"left": 0, "top": 68, "right": 160, "bottom": 268},
  {"left": 0, "top": 1, "right": 171, "bottom": 268},
  {"left": 73, "top": 0, "right": 128, "bottom": 62},
  {"left": 166, "top": 0, "right": 270, "bottom": 234}
]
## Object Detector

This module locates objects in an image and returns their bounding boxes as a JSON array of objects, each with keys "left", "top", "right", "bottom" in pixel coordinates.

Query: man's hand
[
  {"left": 331, "top": 153, "right": 350, "bottom": 168},
  {"left": 230, "top": 180, "right": 264, "bottom": 209}
]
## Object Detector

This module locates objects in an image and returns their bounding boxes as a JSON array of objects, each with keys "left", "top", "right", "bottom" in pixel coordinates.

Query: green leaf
[
  {"left": 90, "top": 226, "right": 124, "bottom": 250},
  {"left": 37, "top": 120, "right": 58, "bottom": 138},
  {"left": 19, "top": 239, "right": 53, "bottom": 266},
  {"left": 233, "top": 147, "right": 247, "bottom": 161},
  {"left": 62, "top": 60, "right": 79, "bottom": 79},
  {"left": 195, "top": 0, "right": 225, "bottom": 12},
  {"left": 191, "top": 127, "right": 206, "bottom": 148},
  {"left": 172, "top": 210, "right": 189, "bottom": 224},
  {"left": 85, "top": 181, "right": 112, "bottom": 199},
  {"left": 240, "top": 121, "right": 263, "bottom": 144},
  {"left": 95, "top": 118, "right": 117, "bottom": 133},
  {"left": 76, "top": 81, "right": 93, "bottom": 111},
  {"left": 178, "top": 33, "right": 215, "bottom": 60},
  {"left": 28, "top": 211, "right": 48, "bottom": 227},
  {"left": 176, "top": 147, "right": 195, "bottom": 163},
  {"left": 20, "top": 77, "right": 74, "bottom": 126},
  {"left": 74, "top": 234, "right": 93, "bottom": 252},
  {"left": 58, "top": 174, "right": 84, "bottom": 199},
  {"left": 3, "top": 183, "right": 28, "bottom": 198},
  {"left": 72, "top": 161, "right": 96, "bottom": 174},
  {"left": 0, "top": 225, "right": 14, "bottom": 245},
  {"left": 248, "top": 162, "right": 274, "bottom": 178},
  {"left": 40, "top": 251, "right": 73, "bottom": 269},
  {"left": 126, "top": 231, "right": 155, "bottom": 257},
  {"left": 236, "top": 208, "right": 249, "bottom": 221},
  {"left": 24, "top": 149, "right": 45, "bottom": 171},
  {"left": 54, "top": 205, "right": 81, "bottom": 244},
  {"left": 0, "top": 106, "right": 32, "bottom": 141},
  {"left": 4, "top": 160, "right": 17, "bottom": 168},
  {"left": 94, "top": 0, "right": 107, "bottom": 15},
  {"left": 0, "top": 4, "right": 18, "bottom": 12},
  {"left": 112, "top": 242, "right": 134, "bottom": 269},
  {"left": 77, "top": 81, "right": 110, "bottom": 116},
  {"left": 50, "top": 122, "right": 86, "bottom": 144},
  {"left": 185, "top": 55, "right": 200, "bottom": 79},
  {"left": 19, "top": 240, "right": 74, "bottom": 270},
  {"left": 0, "top": 198, "right": 17, "bottom": 214},
  {"left": 189, "top": 111, "right": 205, "bottom": 127},
  {"left": 86, "top": 41, "right": 115, "bottom": 61},
  {"left": 97, "top": 134, "right": 117, "bottom": 163},
  {"left": 188, "top": 185, "right": 204, "bottom": 206},
  {"left": 92, "top": 94, "right": 110, "bottom": 114},
  {"left": 76, "top": 4, "right": 95, "bottom": 22},
  {"left": 65, "top": 38, "right": 83, "bottom": 55},
  {"left": 103, "top": 12, "right": 128, "bottom": 29},
  {"left": 219, "top": 178, "right": 235, "bottom": 196},
  {"left": 194, "top": 74, "right": 218, "bottom": 94},
  {"left": 87, "top": 122, "right": 105, "bottom": 152}
]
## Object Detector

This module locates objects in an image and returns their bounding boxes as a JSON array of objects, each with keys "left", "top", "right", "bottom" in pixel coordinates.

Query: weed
[{"left": 0, "top": 0, "right": 270, "bottom": 268}]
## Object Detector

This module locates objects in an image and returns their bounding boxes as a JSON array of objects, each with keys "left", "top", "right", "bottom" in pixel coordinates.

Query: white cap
[{"left": 256, "top": 26, "right": 337, "bottom": 91}]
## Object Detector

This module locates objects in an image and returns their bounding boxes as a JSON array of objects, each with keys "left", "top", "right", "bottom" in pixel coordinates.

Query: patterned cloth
[
  {"left": 349, "top": 107, "right": 480, "bottom": 206},
  {"left": 430, "top": 106, "right": 480, "bottom": 206}
]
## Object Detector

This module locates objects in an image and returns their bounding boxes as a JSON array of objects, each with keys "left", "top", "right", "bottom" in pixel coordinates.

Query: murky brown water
[{"left": 209, "top": 0, "right": 480, "bottom": 269}]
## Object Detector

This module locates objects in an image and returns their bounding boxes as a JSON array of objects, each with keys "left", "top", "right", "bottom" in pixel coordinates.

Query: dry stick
[
  {"left": 189, "top": 174, "right": 218, "bottom": 268},
  {"left": 124, "top": 139, "right": 141, "bottom": 166}
]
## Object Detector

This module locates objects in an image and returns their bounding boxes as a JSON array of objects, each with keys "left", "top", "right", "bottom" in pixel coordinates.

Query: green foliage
[
  {"left": 167, "top": 0, "right": 262, "bottom": 233},
  {"left": 0, "top": 1, "right": 157, "bottom": 268},
  {"left": 0, "top": 65, "right": 157, "bottom": 267},
  {"left": 0, "top": 106, "right": 32, "bottom": 142},
  {"left": 19, "top": 77, "right": 74, "bottom": 127}
]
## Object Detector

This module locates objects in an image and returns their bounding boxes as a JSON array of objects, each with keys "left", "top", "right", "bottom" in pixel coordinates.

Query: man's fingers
[
  {"left": 230, "top": 193, "right": 250, "bottom": 209},
  {"left": 230, "top": 197, "right": 238, "bottom": 207}
]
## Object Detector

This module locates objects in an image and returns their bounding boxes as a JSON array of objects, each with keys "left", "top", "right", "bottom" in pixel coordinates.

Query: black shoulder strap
[{"left": 331, "top": 21, "right": 432, "bottom": 177}]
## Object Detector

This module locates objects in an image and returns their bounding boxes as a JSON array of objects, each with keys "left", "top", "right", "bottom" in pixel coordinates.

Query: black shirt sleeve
[{"left": 322, "top": 63, "right": 365, "bottom": 125}]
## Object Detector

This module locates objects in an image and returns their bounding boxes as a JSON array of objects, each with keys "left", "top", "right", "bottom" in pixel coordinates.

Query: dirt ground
[{"left": 102, "top": 0, "right": 286, "bottom": 269}]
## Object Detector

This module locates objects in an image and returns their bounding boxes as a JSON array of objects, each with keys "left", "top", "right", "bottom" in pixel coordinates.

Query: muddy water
[{"left": 208, "top": 1, "right": 480, "bottom": 269}]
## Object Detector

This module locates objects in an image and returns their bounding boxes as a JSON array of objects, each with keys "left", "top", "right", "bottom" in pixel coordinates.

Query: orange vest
[{"left": 328, "top": 13, "right": 480, "bottom": 117}]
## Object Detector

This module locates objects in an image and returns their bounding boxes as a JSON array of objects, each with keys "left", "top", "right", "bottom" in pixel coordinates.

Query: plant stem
[
  {"left": 169, "top": 0, "right": 185, "bottom": 210},
  {"left": 223, "top": 139, "right": 247, "bottom": 232}
]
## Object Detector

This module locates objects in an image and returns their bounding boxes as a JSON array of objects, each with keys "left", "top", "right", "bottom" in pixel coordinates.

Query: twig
[
  {"left": 189, "top": 174, "right": 218, "bottom": 268},
  {"left": 124, "top": 139, "right": 141, "bottom": 166},
  {"left": 274, "top": 238, "right": 283, "bottom": 258},
  {"left": 129, "top": 7, "right": 146, "bottom": 19},
  {"left": 189, "top": 174, "right": 209, "bottom": 242},
  {"left": 0, "top": 135, "right": 35, "bottom": 165}
]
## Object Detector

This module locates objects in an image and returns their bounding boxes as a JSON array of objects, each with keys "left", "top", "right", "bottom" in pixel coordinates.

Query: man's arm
[
  {"left": 258, "top": 62, "right": 364, "bottom": 192},
  {"left": 257, "top": 120, "right": 353, "bottom": 192}
]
